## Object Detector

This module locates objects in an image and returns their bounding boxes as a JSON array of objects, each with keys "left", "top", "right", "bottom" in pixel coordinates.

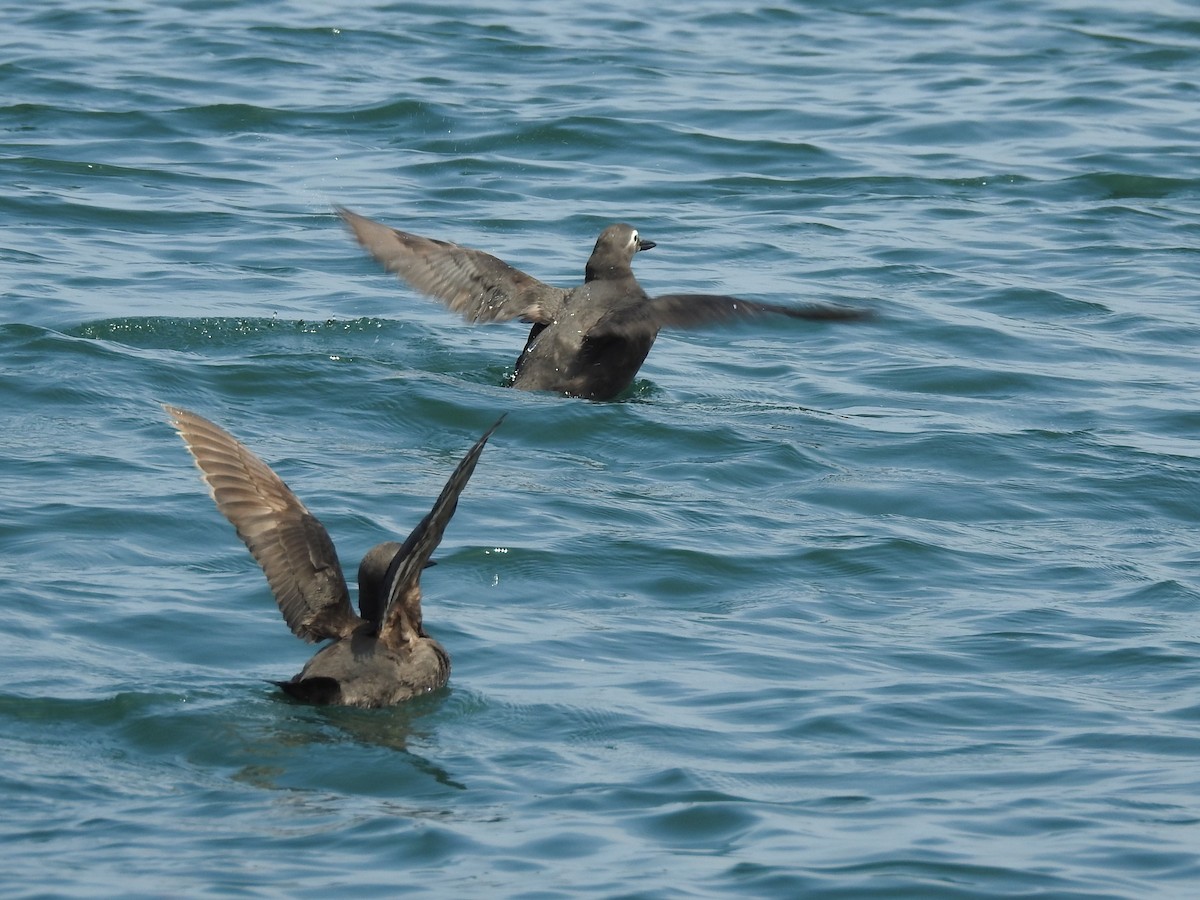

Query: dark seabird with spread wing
[
  {"left": 337, "top": 207, "right": 872, "bottom": 401},
  {"left": 165, "top": 404, "right": 501, "bottom": 708}
]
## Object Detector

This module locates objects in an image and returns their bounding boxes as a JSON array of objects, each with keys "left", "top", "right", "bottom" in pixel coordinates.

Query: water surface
[{"left": 3, "top": 1, "right": 1200, "bottom": 896}]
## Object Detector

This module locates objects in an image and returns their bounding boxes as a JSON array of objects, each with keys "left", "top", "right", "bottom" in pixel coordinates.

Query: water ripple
[{"left": 3, "top": 0, "right": 1200, "bottom": 896}]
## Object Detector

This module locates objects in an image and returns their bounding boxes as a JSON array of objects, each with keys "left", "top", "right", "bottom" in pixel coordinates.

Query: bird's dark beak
[{"left": 638, "top": 239, "right": 656, "bottom": 252}]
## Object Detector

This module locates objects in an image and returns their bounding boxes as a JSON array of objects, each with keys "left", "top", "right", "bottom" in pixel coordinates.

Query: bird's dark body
[{"left": 166, "top": 405, "right": 499, "bottom": 708}]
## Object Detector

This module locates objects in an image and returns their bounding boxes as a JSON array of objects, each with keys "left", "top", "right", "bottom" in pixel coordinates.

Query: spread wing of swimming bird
[
  {"left": 590, "top": 292, "right": 873, "bottom": 339},
  {"left": 339, "top": 206, "right": 870, "bottom": 333},
  {"left": 336, "top": 206, "right": 567, "bottom": 325},
  {"left": 374, "top": 415, "right": 505, "bottom": 648},
  {"left": 164, "top": 404, "right": 364, "bottom": 643}
]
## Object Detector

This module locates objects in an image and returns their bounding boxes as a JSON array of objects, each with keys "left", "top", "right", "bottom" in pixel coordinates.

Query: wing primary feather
[
  {"left": 335, "top": 206, "right": 567, "bottom": 325},
  {"left": 164, "top": 404, "right": 362, "bottom": 643},
  {"left": 591, "top": 293, "right": 873, "bottom": 337},
  {"left": 377, "top": 415, "right": 504, "bottom": 646}
]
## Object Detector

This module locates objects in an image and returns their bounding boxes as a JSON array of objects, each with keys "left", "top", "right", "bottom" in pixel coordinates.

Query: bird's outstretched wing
[
  {"left": 590, "top": 293, "right": 873, "bottom": 338},
  {"left": 337, "top": 207, "right": 568, "bottom": 325},
  {"left": 165, "top": 405, "right": 364, "bottom": 643},
  {"left": 377, "top": 416, "right": 504, "bottom": 648}
]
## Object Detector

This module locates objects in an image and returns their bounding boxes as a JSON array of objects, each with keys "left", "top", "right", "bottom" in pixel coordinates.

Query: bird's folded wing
[
  {"left": 591, "top": 293, "right": 873, "bottom": 337},
  {"left": 165, "top": 405, "right": 363, "bottom": 643},
  {"left": 337, "top": 207, "right": 568, "bottom": 325},
  {"left": 378, "top": 416, "right": 503, "bottom": 647}
]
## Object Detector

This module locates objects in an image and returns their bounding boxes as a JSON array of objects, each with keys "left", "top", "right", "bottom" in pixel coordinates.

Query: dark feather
[
  {"left": 274, "top": 677, "right": 342, "bottom": 705},
  {"left": 165, "top": 405, "right": 364, "bottom": 643},
  {"left": 377, "top": 415, "right": 504, "bottom": 647},
  {"left": 337, "top": 206, "right": 567, "bottom": 325},
  {"left": 592, "top": 293, "right": 874, "bottom": 338}
]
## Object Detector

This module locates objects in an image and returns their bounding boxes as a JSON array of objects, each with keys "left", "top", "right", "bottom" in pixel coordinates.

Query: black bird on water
[
  {"left": 165, "top": 404, "right": 501, "bottom": 708},
  {"left": 337, "top": 207, "right": 872, "bottom": 401}
]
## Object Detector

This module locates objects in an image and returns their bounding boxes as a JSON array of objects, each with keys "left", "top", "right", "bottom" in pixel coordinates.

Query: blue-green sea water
[{"left": 3, "top": 0, "right": 1200, "bottom": 896}]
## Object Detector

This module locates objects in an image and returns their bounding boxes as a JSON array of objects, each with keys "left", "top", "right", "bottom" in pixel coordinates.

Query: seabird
[
  {"left": 165, "top": 404, "right": 501, "bottom": 708},
  {"left": 337, "top": 207, "right": 872, "bottom": 401}
]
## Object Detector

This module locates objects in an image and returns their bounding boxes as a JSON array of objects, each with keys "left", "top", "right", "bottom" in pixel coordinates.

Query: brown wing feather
[
  {"left": 336, "top": 207, "right": 568, "bottom": 325},
  {"left": 591, "top": 293, "right": 873, "bottom": 338},
  {"left": 377, "top": 416, "right": 503, "bottom": 648},
  {"left": 164, "top": 405, "right": 363, "bottom": 643}
]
